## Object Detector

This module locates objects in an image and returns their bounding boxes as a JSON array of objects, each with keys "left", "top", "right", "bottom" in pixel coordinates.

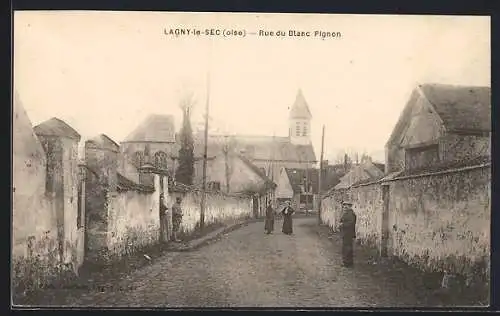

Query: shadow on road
[{"left": 302, "top": 221, "right": 489, "bottom": 308}]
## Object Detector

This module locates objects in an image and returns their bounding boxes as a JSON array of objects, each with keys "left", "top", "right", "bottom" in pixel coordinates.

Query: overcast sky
[{"left": 14, "top": 12, "right": 490, "bottom": 163}]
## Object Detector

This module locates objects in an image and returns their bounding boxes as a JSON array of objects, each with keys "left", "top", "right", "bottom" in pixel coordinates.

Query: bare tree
[
  {"left": 179, "top": 91, "right": 197, "bottom": 115},
  {"left": 175, "top": 91, "right": 197, "bottom": 185}
]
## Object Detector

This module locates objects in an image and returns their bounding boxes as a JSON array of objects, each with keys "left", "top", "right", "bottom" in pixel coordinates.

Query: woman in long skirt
[
  {"left": 264, "top": 200, "right": 275, "bottom": 234},
  {"left": 281, "top": 201, "right": 295, "bottom": 235}
]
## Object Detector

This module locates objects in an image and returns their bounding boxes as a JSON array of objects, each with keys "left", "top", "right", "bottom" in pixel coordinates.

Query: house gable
[
  {"left": 228, "top": 155, "right": 269, "bottom": 194},
  {"left": 275, "top": 167, "right": 294, "bottom": 199},
  {"left": 399, "top": 92, "right": 444, "bottom": 149},
  {"left": 335, "top": 161, "right": 384, "bottom": 189},
  {"left": 198, "top": 152, "right": 274, "bottom": 194}
]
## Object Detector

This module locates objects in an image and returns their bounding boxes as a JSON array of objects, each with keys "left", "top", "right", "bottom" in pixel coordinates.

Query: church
[{"left": 120, "top": 89, "right": 317, "bottom": 193}]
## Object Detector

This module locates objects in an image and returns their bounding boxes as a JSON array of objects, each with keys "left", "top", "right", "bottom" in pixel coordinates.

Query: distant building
[
  {"left": 275, "top": 162, "right": 345, "bottom": 211},
  {"left": 120, "top": 90, "right": 316, "bottom": 199},
  {"left": 334, "top": 157, "right": 385, "bottom": 190},
  {"left": 385, "top": 83, "right": 491, "bottom": 174},
  {"left": 120, "top": 114, "right": 177, "bottom": 184},
  {"left": 195, "top": 89, "right": 317, "bottom": 185}
]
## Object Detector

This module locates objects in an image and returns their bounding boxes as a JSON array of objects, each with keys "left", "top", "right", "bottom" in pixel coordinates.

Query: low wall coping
[
  {"left": 379, "top": 163, "right": 490, "bottom": 183},
  {"left": 321, "top": 163, "right": 490, "bottom": 198}
]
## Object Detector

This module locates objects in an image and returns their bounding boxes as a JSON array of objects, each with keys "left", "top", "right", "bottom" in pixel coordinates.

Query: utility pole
[
  {"left": 318, "top": 125, "right": 325, "bottom": 225},
  {"left": 200, "top": 71, "right": 210, "bottom": 230},
  {"left": 200, "top": 41, "right": 212, "bottom": 231}
]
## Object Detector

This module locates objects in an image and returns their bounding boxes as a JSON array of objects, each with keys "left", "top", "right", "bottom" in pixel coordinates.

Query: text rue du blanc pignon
[{"left": 163, "top": 28, "right": 342, "bottom": 40}]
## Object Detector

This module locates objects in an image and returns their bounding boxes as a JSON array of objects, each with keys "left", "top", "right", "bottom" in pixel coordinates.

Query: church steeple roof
[{"left": 289, "top": 89, "right": 312, "bottom": 119}]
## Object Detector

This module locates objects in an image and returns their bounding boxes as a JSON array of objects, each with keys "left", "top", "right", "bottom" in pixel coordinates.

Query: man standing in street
[
  {"left": 171, "top": 197, "right": 183, "bottom": 242},
  {"left": 339, "top": 200, "right": 357, "bottom": 267}
]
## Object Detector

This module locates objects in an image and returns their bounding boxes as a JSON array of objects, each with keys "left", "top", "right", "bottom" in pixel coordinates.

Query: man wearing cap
[{"left": 339, "top": 200, "right": 357, "bottom": 267}]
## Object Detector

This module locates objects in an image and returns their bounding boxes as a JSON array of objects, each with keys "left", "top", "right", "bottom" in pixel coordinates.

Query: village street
[{"left": 30, "top": 217, "right": 445, "bottom": 308}]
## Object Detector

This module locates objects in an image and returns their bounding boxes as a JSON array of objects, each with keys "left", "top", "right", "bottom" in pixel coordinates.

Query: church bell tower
[{"left": 288, "top": 89, "right": 312, "bottom": 145}]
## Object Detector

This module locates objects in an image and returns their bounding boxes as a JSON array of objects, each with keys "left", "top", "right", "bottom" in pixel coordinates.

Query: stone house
[
  {"left": 333, "top": 158, "right": 385, "bottom": 191},
  {"left": 119, "top": 89, "right": 316, "bottom": 216},
  {"left": 191, "top": 148, "right": 276, "bottom": 217},
  {"left": 276, "top": 167, "right": 319, "bottom": 211},
  {"left": 120, "top": 114, "right": 177, "bottom": 185},
  {"left": 12, "top": 92, "right": 85, "bottom": 297},
  {"left": 321, "top": 83, "right": 491, "bottom": 285},
  {"left": 385, "top": 83, "right": 491, "bottom": 174}
]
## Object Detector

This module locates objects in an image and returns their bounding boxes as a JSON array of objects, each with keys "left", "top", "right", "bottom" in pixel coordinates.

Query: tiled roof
[
  {"left": 123, "top": 114, "right": 176, "bottom": 143},
  {"left": 289, "top": 89, "right": 312, "bottom": 119},
  {"left": 334, "top": 161, "right": 385, "bottom": 190},
  {"left": 193, "top": 133, "right": 317, "bottom": 162},
  {"left": 33, "top": 117, "right": 81, "bottom": 141},
  {"left": 419, "top": 83, "right": 491, "bottom": 133},
  {"left": 117, "top": 172, "right": 154, "bottom": 193},
  {"left": 238, "top": 154, "right": 277, "bottom": 191},
  {"left": 86, "top": 134, "right": 120, "bottom": 152}
]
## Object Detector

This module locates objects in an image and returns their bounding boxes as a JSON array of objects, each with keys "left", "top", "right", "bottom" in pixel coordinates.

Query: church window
[
  {"left": 302, "top": 123, "right": 308, "bottom": 136},
  {"left": 133, "top": 151, "right": 145, "bottom": 168},
  {"left": 154, "top": 151, "right": 168, "bottom": 170},
  {"left": 295, "top": 122, "right": 301, "bottom": 136}
]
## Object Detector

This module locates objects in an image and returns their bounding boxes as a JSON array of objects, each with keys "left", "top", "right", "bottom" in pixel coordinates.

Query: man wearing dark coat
[
  {"left": 339, "top": 200, "right": 357, "bottom": 267},
  {"left": 281, "top": 200, "right": 295, "bottom": 235},
  {"left": 264, "top": 200, "right": 275, "bottom": 234}
]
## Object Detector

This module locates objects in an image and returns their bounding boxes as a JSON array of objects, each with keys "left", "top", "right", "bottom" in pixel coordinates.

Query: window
[
  {"left": 296, "top": 122, "right": 301, "bottom": 136},
  {"left": 302, "top": 123, "right": 308, "bottom": 136},
  {"left": 405, "top": 144, "right": 439, "bottom": 171},
  {"left": 154, "top": 151, "right": 168, "bottom": 170},
  {"left": 134, "top": 151, "right": 145, "bottom": 168}
]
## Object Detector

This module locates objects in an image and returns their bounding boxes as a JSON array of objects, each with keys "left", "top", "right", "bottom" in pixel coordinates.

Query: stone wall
[
  {"left": 321, "top": 164, "right": 491, "bottom": 281},
  {"left": 12, "top": 99, "right": 59, "bottom": 295},
  {"left": 84, "top": 137, "right": 166, "bottom": 262},
  {"left": 350, "top": 183, "right": 383, "bottom": 248},
  {"left": 12, "top": 95, "right": 83, "bottom": 297},
  {"left": 439, "top": 133, "right": 490, "bottom": 163},
  {"left": 177, "top": 191, "right": 253, "bottom": 234},
  {"left": 320, "top": 189, "right": 346, "bottom": 231},
  {"left": 106, "top": 185, "right": 161, "bottom": 258},
  {"left": 387, "top": 165, "right": 490, "bottom": 279}
]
